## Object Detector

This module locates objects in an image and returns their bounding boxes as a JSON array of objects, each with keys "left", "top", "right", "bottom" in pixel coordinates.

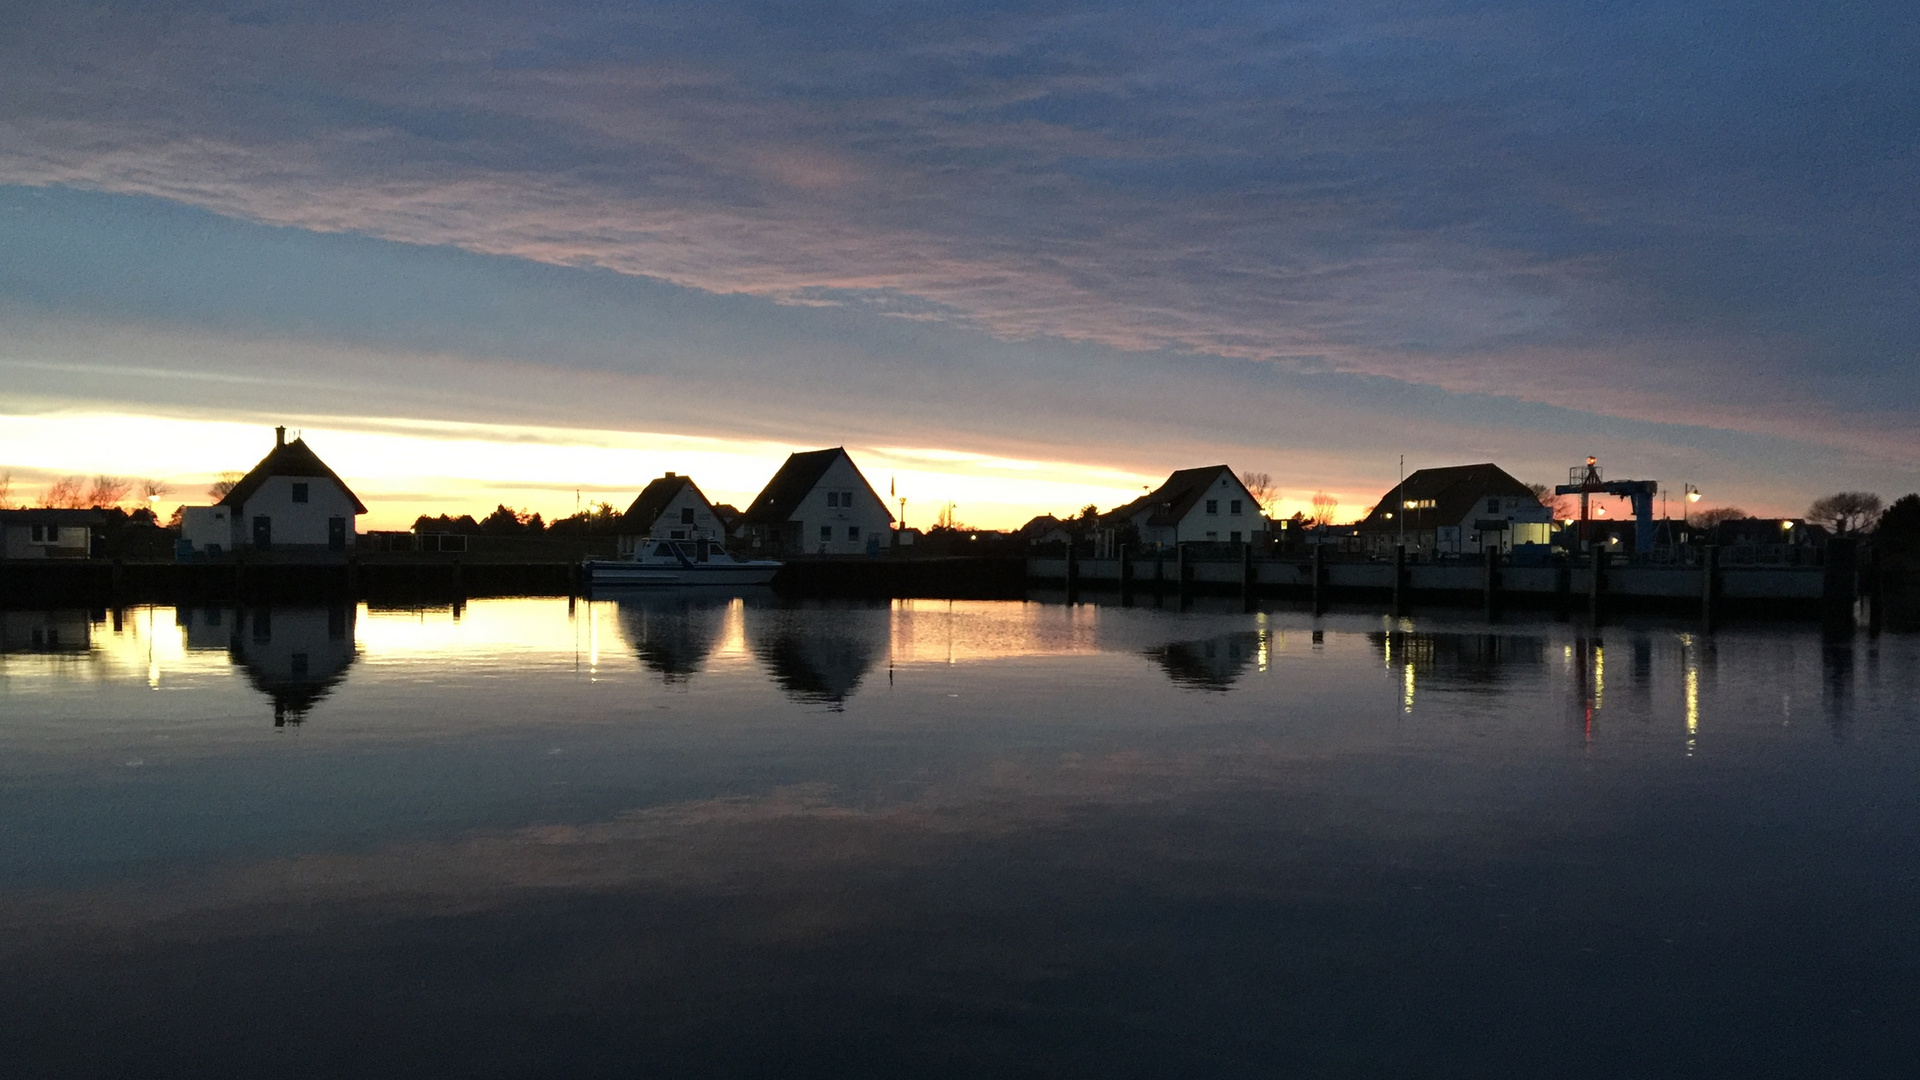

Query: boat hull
[{"left": 583, "top": 561, "right": 782, "bottom": 587}]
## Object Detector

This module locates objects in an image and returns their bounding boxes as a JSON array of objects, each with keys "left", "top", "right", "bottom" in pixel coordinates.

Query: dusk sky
[{"left": 2, "top": 0, "right": 1915, "bottom": 528}]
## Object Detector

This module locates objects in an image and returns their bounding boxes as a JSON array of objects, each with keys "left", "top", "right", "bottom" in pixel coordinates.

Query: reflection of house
[
  {"left": 1146, "top": 632, "right": 1262, "bottom": 691},
  {"left": 615, "top": 473, "right": 728, "bottom": 556},
  {"left": 747, "top": 603, "right": 887, "bottom": 708},
  {"left": 214, "top": 605, "right": 358, "bottom": 725},
  {"left": 0, "top": 610, "right": 92, "bottom": 652},
  {"left": 737, "top": 448, "right": 893, "bottom": 556},
  {"left": 1104, "top": 467, "right": 1266, "bottom": 550},
  {"left": 183, "top": 427, "right": 366, "bottom": 554},
  {"left": 0, "top": 509, "right": 106, "bottom": 560},
  {"left": 1368, "top": 630, "right": 1545, "bottom": 686},
  {"left": 1356, "top": 463, "right": 1552, "bottom": 556},
  {"left": 612, "top": 592, "right": 734, "bottom": 682}
]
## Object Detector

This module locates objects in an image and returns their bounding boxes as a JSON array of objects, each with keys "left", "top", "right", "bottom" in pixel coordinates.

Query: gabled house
[
  {"left": 736, "top": 447, "right": 894, "bottom": 556},
  {"left": 1356, "top": 463, "right": 1553, "bottom": 555},
  {"left": 0, "top": 509, "right": 106, "bottom": 560},
  {"left": 1103, "top": 466, "right": 1266, "bottom": 550},
  {"left": 615, "top": 472, "right": 728, "bottom": 555},
  {"left": 189, "top": 427, "right": 366, "bottom": 554}
]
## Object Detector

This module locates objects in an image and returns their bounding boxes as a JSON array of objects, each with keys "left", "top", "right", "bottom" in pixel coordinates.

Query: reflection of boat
[{"left": 584, "top": 539, "right": 781, "bottom": 586}]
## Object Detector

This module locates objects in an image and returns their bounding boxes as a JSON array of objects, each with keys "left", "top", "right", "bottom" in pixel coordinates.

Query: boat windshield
[{"left": 652, "top": 542, "right": 677, "bottom": 557}]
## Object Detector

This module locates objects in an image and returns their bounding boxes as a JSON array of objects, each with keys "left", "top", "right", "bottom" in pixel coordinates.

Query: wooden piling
[
  {"left": 1065, "top": 545, "right": 1080, "bottom": 603},
  {"left": 1118, "top": 544, "right": 1133, "bottom": 605},
  {"left": 1311, "top": 544, "right": 1325, "bottom": 614},
  {"left": 1701, "top": 545, "right": 1718, "bottom": 628},
  {"left": 1241, "top": 543, "right": 1255, "bottom": 601},
  {"left": 1589, "top": 549, "right": 1607, "bottom": 623},
  {"left": 1483, "top": 548, "right": 1500, "bottom": 619},
  {"left": 1392, "top": 544, "right": 1407, "bottom": 615}
]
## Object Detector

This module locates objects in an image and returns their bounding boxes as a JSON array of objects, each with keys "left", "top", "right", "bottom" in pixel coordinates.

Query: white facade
[
  {"left": 0, "top": 518, "right": 92, "bottom": 560},
  {"left": 1127, "top": 469, "right": 1267, "bottom": 549},
  {"left": 791, "top": 455, "right": 894, "bottom": 555},
  {"left": 180, "top": 506, "right": 233, "bottom": 554},
  {"left": 229, "top": 475, "right": 359, "bottom": 551},
  {"left": 617, "top": 482, "right": 728, "bottom": 555}
]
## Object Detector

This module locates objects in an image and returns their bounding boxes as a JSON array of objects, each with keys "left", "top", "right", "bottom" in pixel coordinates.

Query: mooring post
[
  {"left": 346, "top": 556, "right": 360, "bottom": 598},
  {"left": 1823, "top": 537, "right": 1859, "bottom": 631},
  {"left": 1118, "top": 543, "right": 1133, "bottom": 604},
  {"left": 1589, "top": 548, "right": 1607, "bottom": 623},
  {"left": 1311, "top": 543, "right": 1325, "bottom": 614},
  {"left": 1175, "top": 543, "right": 1189, "bottom": 603},
  {"left": 451, "top": 558, "right": 464, "bottom": 597},
  {"left": 1065, "top": 544, "right": 1080, "bottom": 603},
  {"left": 110, "top": 558, "right": 124, "bottom": 594},
  {"left": 1241, "top": 542, "right": 1255, "bottom": 599},
  {"left": 1392, "top": 544, "right": 1407, "bottom": 615},
  {"left": 1701, "top": 544, "right": 1719, "bottom": 628},
  {"left": 1484, "top": 547, "right": 1500, "bottom": 619},
  {"left": 1864, "top": 544, "right": 1883, "bottom": 637}
]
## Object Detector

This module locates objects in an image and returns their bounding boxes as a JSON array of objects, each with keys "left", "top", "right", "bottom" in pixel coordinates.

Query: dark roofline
[
  {"left": 218, "top": 436, "right": 368, "bottom": 514},
  {"left": 1105, "top": 465, "right": 1238, "bottom": 528},
  {"left": 1356, "top": 463, "right": 1534, "bottom": 532},
  {"left": 617, "top": 474, "right": 709, "bottom": 533}
]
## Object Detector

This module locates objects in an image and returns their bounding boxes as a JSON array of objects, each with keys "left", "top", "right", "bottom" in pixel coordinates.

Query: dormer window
[{"left": 292, "top": 482, "right": 310, "bottom": 504}]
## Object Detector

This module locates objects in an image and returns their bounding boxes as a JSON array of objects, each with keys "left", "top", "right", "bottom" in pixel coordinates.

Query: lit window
[
  {"left": 292, "top": 482, "right": 309, "bottom": 503},
  {"left": 1206, "top": 500, "right": 1219, "bottom": 514},
  {"left": 1403, "top": 499, "right": 1436, "bottom": 511},
  {"left": 1230, "top": 499, "right": 1242, "bottom": 515}
]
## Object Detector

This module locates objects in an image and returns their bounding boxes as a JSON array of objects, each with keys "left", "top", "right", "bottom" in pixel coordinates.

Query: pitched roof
[
  {"left": 618, "top": 474, "right": 708, "bottom": 533},
  {"left": 1357, "top": 463, "right": 1535, "bottom": 532},
  {"left": 738, "top": 447, "right": 891, "bottom": 525},
  {"left": 1104, "top": 466, "right": 1236, "bottom": 528},
  {"left": 0, "top": 508, "right": 112, "bottom": 525},
  {"left": 219, "top": 437, "right": 368, "bottom": 514},
  {"left": 710, "top": 503, "right": 740, "bottom": 527}
]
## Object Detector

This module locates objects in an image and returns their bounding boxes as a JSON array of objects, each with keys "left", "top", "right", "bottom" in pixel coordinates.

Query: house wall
[
  {"left": 1, "top": 522, "right": 92, "bottom": 560},
  {"left": 231, "top": 476, "right": 359, "bottom": 549},
  {"left": 1171, "top": 472, "right": 1266, "bottom": 544},
  {"left": 618, "top": 486, "right": 725, "bottom": 554},
  {"left": 785, "top": 456, "right": 894, "bottom": 556},
  {"left": 180, "top": 506, "right": 233, "bottom": 553}
]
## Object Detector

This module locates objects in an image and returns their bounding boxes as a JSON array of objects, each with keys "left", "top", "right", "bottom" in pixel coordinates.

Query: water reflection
[
  {"left": 608, "top": 589, "right": 745, "bottom": 684},
  {"left": 1146, "top": 632, "right": 1264, "bottom": 691},
  {"left": 177, "top": 605, "right": 359, "bottom": 726},
  {"left": 746, "top": 602, "right": 889, "bottom": 709},
  {"left": 0, "top": 610, "right": 92, "bottom": 653}
]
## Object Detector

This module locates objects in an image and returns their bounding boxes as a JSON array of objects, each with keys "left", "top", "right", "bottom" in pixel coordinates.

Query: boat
[{"left": 583, "top": 537, "right": 783, "bottom": 587}]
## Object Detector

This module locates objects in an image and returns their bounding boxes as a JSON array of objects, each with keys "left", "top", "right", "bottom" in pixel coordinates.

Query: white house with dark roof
[
  {"left": 184, "top": 427, "right": 366, "bottom": 554},
  {"left": 1356, "top": 463, "right": 1553, "bottom": 555},
  {"left": 0, "top": 509, "right": 106, "bottom": 560},
  {"left": 615, "top": 472, "right": 728, "bottom": 555},
  {"left": 736, "top": 447, "right": 893, "bottom": 556},
  {"left": 1103, "top": 466, "right": 1266, "bottom": 550}
]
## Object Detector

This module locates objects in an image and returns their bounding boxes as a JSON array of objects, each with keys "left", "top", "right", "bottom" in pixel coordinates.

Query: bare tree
[
  {"left": 1309, "top": 491, "right": 1340, "bottom": 527},
  {"left": 1807, "top": 492, "right": 1883, "bottom": 535},
  {"left": 1695, "top": 507, "right": 1747, "bottom": 529},
  {"left": 1528, "top": 482, "right": 1570, "bottom": 520},
  {"left": 85, "top": 475, "right": 132, "bottom": 508},
  {"left": 207, "top": 471, "right": 244, "bottom": 501},
  {"left": 139, "top": 478, "right": 171, "bottom": 503},
  {"left": 1239, "top": 471, "right": 1276, "bottom": 514},
  {"left": 0, "top": 470, "right": 14, "bottom": 509},
  {"left": 43, "top": 476, "right": 88, "bottom": 508},
  {"left": 935, "top": 501, "right": 963, "bottom": 530}
]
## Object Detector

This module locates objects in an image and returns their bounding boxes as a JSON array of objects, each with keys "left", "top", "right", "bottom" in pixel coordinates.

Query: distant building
[
  {"left": 0, "top": 509, "right": 106, "bottom": 560},
  {"left": 1018, "top": 514, "right": 1074, "bottom": 545},
  {"left": 183, "top": 427, "right": 366, "bottom": 554},
  {"left": 615, "top": 472, "right": 728, "bottom": 555},
  {"left": 1357, "top": 463, "right": 1553, "bottom": 555},
  {"left": 736, "top": 447, "right": 893, "bottom": 556},
  {"left": 1103, "top": 466, "right": 1267, "bottom": 550}
]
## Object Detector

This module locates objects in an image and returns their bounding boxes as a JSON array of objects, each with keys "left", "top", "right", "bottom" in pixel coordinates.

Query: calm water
[{"left": 1, "top": 595, "right": 1916, "bottom": 1078}]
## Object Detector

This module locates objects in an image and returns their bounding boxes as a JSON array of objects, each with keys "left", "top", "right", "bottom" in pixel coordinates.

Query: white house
[
  {"left": 188, "top": 427, "right": 366, "bottom": 554},
  {"left": 0, "top": 509, "right": 104, "bottom": 560},
  {"left": 1356, "top": 463, "right": 1554, "bottom": 555},
  {"left": 615, "top": 473, "right": 729, "bottom": 555},
  {"left": 736, "top": 447, "right": 894, "bottom": 556},
  {"left": 1104, "top": 466, "right": 1267, "bottom": 550}
]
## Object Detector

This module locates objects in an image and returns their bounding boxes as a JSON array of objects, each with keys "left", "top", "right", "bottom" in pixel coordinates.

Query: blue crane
[{"left": 1556, "top": 457, "right": 1659, "bottom": 553}]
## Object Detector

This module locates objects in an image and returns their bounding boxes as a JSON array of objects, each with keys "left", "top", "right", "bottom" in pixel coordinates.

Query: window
[
  {"left": 1230, "top": 499, "right": 1243, "bottom": 515},
  {"left": 29, "top": 524, "right": 44, "bottom": 542},
  {"left": 1206, "top": 499, "right": 1219, "bottom": 514},
  {"left": 669, "top": 529, "right": 687, "bottom": 539},
  {"left": 1205, "top": 531, "right": 1219, "bottom": 540},
  {"left": 1486, "top": 498, "right": 1500, "bottom": 514},
  {"left": 843, "top": 491, "right": 855, "bottom": 506},
  {"left": 292, "top": 482, "right": 309, "bottom": 503},
  {"left": 848, "top": 526, "right": 860, "bottom": 541},
  {"left": 820, "top": 525, "right": 833, "bottom": 541},
  {"left": 654, "top": 543, "right": 676, "bottom": 556},
  {"left": 826, "top": 491, "right": 840, "bottom": 508},
  {"left": 1230, "top": 531, "right": 1242, "bottom": 542},
  {"left": 680, "top": 507, "right": 695, "bottom": 524},
  {"left": 1403, "top": 498, "right": 1436, "bottom": 511},
  {"left": 290, "top": 653, "right": 309, "bottom": 678}
]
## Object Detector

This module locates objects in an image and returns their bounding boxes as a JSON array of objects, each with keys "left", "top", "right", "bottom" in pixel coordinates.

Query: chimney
[
  {"left": 665, "top": 471, "right": 676, "bottom": 478},
  {"left": 275, "top": 425, "right": 286, "bottom": 447}
]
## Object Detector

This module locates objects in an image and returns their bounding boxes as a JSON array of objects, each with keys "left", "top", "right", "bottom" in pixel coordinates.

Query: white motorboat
[{"left": 584, "top": 538, "right": 783, "bottom": 587}]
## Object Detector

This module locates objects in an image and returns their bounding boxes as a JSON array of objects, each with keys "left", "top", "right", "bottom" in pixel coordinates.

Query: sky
[{"left": 1, "top": 0, "right": 1915, "bottom": 529}]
